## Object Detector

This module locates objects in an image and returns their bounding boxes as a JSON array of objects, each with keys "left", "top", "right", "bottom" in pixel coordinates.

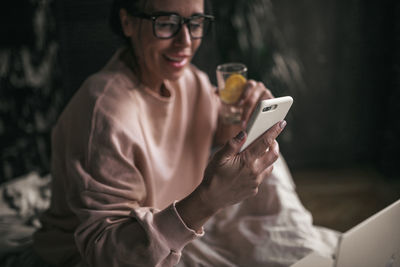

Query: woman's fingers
[
  {"left": 240, "top": 80, "right": 258, "bottom": 103},
  {"left": 244, "top": 121, "right": 285, "bottom": 160},
  {"left": 242, "top": 140, "right": 279, "bottom": 194},
  {"left": 252, "top": 140, "right": 280, "bottom": 174},
  {"left": 240, "top": 80, "right": 274, "bottom": 126},
  {"left": 241, "top": 80, "right": 274, "bottom": 103}
]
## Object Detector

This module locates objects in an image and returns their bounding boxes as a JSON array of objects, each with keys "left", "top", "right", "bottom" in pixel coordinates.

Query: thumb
[{"left": 217, "top": 131, "right": 247, "bottom": 160}]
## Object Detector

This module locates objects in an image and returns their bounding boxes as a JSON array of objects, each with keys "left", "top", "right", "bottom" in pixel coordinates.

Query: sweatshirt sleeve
[{"left": 64, "top": 106, "right": 201, "bottom": 267}]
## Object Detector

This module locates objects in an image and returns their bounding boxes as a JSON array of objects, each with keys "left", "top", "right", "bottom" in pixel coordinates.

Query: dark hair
[{"left": 109, "top": 0, "right": 144, "bottom": 42}]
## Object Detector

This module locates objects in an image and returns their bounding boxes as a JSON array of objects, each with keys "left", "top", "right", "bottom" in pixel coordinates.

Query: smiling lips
[{"left": 164, "top": 54, "right": 190, "bottom": 68}]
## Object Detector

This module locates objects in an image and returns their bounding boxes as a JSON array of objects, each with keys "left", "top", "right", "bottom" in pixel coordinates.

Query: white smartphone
[{"left": 239, "top": 96, "right": 293, "bottom": 153}]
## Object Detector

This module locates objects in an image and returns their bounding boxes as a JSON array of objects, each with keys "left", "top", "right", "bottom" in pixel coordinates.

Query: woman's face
[{"left": 124, "top": 0, "right": 204, "bottom": 90}]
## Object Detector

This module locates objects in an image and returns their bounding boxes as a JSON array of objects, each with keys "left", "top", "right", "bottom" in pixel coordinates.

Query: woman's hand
[
  {"left": 200, "top": 120, "right": 285, "bottom": 213},
  {"left": 214, "top": 80, "right": 274, "bottom": 145},
  {"left": 176, "top": 121, "right": 285, "bottom": 232}
]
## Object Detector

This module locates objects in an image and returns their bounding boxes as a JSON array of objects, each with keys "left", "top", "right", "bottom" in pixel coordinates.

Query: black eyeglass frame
[{"left": 129, "top": 11, "right": 215, "bottom": 39}]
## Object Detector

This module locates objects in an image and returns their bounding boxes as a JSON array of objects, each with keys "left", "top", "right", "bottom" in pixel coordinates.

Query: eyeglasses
[{"left": 129, "top": 12, "right": 215, "bottom": 39}]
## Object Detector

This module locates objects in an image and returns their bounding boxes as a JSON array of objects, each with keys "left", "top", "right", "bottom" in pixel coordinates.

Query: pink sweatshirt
[{"left": 33, "top": 48, "right": 219, "bottom": 266}]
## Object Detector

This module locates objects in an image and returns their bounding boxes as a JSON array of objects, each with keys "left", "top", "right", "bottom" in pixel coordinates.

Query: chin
[{"left": 165, "top": 67, "right": 187, "bottom": 82}]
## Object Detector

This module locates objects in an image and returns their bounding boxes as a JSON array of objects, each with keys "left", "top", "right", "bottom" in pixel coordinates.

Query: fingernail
[
  {"left": 234, "top": 131, "right": 245, "bottom": 141},
  {"left": 279, "top": 120, "right": 287, "bottom": 129}
]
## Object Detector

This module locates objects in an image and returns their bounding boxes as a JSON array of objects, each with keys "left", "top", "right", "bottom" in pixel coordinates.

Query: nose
[{"left": 174, "top": 24, "right": 191, "bottom": 46}]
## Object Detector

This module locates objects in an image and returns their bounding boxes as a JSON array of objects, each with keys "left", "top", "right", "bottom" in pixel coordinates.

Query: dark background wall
[
  {"left": 273, "top": 0, "right": 400, "bottom": 176},
  {"left": 1, "top": 0, "right": 399, "bottom": 184},
  {"left": 0, "top": 0, "right": 64, "bottom": 183}
]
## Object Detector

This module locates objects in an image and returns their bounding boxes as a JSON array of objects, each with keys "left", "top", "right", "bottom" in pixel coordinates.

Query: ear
[{"left": 120, "top": 8, "right": 134, "bottom": 37}]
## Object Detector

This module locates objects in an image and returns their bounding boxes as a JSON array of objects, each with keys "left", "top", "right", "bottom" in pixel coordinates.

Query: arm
[
  {"left": 177, "top": 121, "right": 286, "bottom": 233},
  {"left": 66, "top": 116, "right": 200, "bottom": 267}
]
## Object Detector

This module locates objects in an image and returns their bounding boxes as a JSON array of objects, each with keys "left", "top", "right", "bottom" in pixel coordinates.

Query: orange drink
[{"left": 216, "top": 63, "right": 247, "bottom": 124}]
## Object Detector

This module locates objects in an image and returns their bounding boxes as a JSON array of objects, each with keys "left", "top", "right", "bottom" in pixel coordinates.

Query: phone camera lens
[
  {"left": 263, "top": 104, "right": 278, "bottom": 112},
  {"left": 263, "top": 106, "right": 272, "bottom": 112}
]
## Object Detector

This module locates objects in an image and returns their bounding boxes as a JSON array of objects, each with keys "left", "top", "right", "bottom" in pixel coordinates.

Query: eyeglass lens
[{"left": 154, "top": 15, "right": 209, "bottom": 39}]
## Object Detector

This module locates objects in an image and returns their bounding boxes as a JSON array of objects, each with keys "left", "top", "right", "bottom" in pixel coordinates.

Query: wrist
[
  {"left": 175, "top": 185, "right": 218, "bottom": 232},
  {"left": 195, "top": 183, "right": 221, "bottom": 215}
]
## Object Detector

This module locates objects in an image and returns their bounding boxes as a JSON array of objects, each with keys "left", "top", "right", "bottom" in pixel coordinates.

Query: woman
[{"left": 32, "top": 0, "right": 337, "bottom": 266}]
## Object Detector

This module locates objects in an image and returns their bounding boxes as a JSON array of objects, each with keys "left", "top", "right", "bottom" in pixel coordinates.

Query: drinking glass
[{"left": 216, "top": 63, "right": 248, "bottom": 124}]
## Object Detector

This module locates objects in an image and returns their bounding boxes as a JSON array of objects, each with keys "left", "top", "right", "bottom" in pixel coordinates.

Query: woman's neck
[{"left": 140, "top": 72, "right": 164, "bottom": 96}]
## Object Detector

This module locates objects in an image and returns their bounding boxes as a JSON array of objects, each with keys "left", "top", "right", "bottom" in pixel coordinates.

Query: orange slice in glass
[{"left": 219, "top": 73, "right": 246, "bottom": 104}]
